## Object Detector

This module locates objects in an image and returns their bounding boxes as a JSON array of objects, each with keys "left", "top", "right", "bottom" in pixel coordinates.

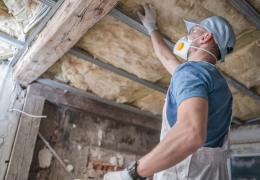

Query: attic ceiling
[{"left": 1, "top": 0, "right": 260, "bottom": 122}]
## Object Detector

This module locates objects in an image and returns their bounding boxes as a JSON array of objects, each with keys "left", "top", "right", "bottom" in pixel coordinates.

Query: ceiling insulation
[
  {"left": 132, "top": 91, "right": 165, "bottom": 115},
  {"left": 218, "top": 37, "right": 260, "bottom": 88},
  {"left": 247, "top": 0, "right": 260, "bottom": 11},
  {"left": 0, "top": 40, "right": 14, "bottom": 59},
  {"left": 2, "top": 0, "right": 49, "bottom": 34},
  {"left": 0, "top": 1, "right": 19, "bottom": 60},
  {"left": 0, "top": 0, "right": 49, "bottom": 60},
  {"left": 233, "top": 92, "right": 260, "bottom": 121},
  {"left": 47, "top": 53, "right": 154, "bottom": 104},
  {"left": 77, "top": 15, "right": 167, "bottom": 82},
  {"left": 117, "top": 0, "right": 256, "bottom": 41},
  {"left": 116, "top": 0, "right": 260, "bottom": 87},
  {"left": 43, "top": 0, "right": 260, "bottom": 119},
  {"left": 0, "top": 2, "right": 22, "bottom": 38}
]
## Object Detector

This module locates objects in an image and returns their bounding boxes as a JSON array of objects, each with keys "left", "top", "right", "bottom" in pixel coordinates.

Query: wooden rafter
[{"left": 14, "top": 0, "right": 119, "bottom": 86}]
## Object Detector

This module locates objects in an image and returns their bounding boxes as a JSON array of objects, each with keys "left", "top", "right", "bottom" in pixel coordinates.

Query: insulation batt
[
  {"left": 0, "top": 0, "right": 50, "bottom": 60},
  {"left": 51, "top": 53, "right": 152, "bottom": 104},
  {"left": 3, "top": 0, "right": 49, "bottom": 33},
  {"left": 0, "top": 2, "right": 20, "bottom": 60},
  {"left": 78, "top": 16, "right": 167, "bottom": 82}
]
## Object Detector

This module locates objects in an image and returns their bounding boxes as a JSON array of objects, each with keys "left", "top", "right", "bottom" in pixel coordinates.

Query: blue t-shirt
[{"left": 166, "top": 61, "right": 233, "bottom": 147}]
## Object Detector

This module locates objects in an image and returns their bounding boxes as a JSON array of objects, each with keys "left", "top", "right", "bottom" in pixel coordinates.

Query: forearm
[
  {"left": 137, "top": 123, "right": 203, "bottom": 177},
  {"left": 150, "top": 30, "right": 182, "bottom": 74}
]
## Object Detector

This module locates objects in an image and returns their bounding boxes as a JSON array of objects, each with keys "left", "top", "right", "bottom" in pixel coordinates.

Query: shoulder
[
  {"left": 170, "top": 62, "right": 214, "bottom": 92},
  {"left": 174, "top": 61, "right": 214, "bottom": 75},
  {"left": 172, "top": 62, "right": 210, "bottom": 82}
]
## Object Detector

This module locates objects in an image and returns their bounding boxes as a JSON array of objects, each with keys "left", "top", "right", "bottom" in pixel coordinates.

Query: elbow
[{"left": 187, "top": 128, "right": 205, "bottom": 151}]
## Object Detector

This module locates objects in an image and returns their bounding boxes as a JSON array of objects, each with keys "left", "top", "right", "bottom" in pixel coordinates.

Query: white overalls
[{"left": 153, "top": 98, "right": 230, "bottom": 180}]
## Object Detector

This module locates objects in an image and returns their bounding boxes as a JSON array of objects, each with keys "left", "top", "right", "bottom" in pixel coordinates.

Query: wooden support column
[
  {"left": 5, "top": 86, "right": 45, "bottom": 180},
  {"left": 14, "top": 0, "right": 119, "bottom": 86},
  {"left": 0, "top": 65, "right": 25, "bottom": 179}
]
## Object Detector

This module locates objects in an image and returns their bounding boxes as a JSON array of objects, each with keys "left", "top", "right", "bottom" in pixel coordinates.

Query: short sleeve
[{"left": 171, "top": 66, "right": 209, "bottom": 107}]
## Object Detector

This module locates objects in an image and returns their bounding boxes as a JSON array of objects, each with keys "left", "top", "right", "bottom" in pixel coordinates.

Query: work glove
[
  {"left": 103, "top": 169, "right": 133, "bottom": 180},
  {"left": 138, "top": 3, "right": 158, "bottom": 35}
]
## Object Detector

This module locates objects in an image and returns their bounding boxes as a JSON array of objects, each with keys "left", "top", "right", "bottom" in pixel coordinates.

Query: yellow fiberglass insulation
[
  {"left": 77, "top": 16, "right": 167, "bottom": 82},
  {"left": 3, "top": 0, "right": 49, "bottom": 34},
  {"left": 117, "top": 0, "right": 255, "bottom": 42},
  {"left": 0, "top": 0, "right": 50, "bottom": 60},
  {"left": 232, "top": 92, "right": 260, "bottom": 121},
  {"left": 0, "top": 2, "right": 22, "bottom": 38},
  {"left": 51, "top": 53, "right": 152, "bottom": 104},
  {"left": 132, "top": 91, "right": 165, "bottom": 115},
  {"left": 218, "top": 37, "right": 260, "bottom": 88},
  {"left": 0, "top": 2, "right": 19, "bottom": 60}
]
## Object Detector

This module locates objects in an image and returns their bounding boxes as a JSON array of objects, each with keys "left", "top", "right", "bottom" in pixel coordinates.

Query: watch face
[{"left": 128, "top": 161, "right": 136, "bottom": 170}]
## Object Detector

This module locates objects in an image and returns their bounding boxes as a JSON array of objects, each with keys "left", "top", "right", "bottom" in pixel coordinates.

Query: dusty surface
[
  {"left": 29, "top": 102, "right": 159, "bottom": 180},
  {"left": 38, "top": 147, "right": 53, "bottom": 168}
]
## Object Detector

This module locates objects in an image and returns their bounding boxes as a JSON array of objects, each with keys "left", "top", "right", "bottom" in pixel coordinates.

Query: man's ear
[{"left": 200, "top": 32, "right": 213, "bottom": 44}]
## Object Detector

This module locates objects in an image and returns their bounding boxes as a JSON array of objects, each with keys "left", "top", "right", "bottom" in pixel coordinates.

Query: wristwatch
[{"left": 126, "top": 161, "right": 146, "bottom": 180}]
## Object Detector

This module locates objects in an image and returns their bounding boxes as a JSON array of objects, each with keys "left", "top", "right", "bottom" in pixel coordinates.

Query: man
[{"left": 104, "top": 3, "right": 235, "bottom": 180}]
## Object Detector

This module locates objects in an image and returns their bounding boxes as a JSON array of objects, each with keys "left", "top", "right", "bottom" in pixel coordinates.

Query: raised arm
[{"left": 138, "top": 3, "right": 182, "bottom": 74}]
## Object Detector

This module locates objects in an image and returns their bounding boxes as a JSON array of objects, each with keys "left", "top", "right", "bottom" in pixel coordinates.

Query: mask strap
[
  {"left": 190, "top": 46, "right": 218, "bottom": 62},
  {"left": 188, "top": 35, "right": 203, "bottom": 43}
]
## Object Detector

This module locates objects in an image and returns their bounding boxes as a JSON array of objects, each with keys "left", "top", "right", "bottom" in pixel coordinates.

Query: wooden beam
[
  {"left": 14, "top": 0, "right": 119, "bottom": 86},
  {"left": 10, "top": 0, "right": 64, "bottom": 67},
  {"left": 0, "top": 65, "right": 26, "bottom": 179},
  {"left": 5, "top": 87, "right": 45, "bottom": 180},
  {"left": 230, "top": 125, "right": 260, "bottom": 156},
  {"left": 31, "top": 80, "right": 161, "bottom": 130}
]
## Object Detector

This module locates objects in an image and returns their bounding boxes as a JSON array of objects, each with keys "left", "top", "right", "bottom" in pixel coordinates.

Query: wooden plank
[
  {"left": 29, "top": 82, "right": 161, "bottom": 131},
  {"left": 5, "top": 86, "right": 45, "bottom": 180},
  {"left": 0, "top": 64, "right": 26, "bottom": 179},
  {"left": 14, "top": 0, "right": 119, "bottom": 86}
]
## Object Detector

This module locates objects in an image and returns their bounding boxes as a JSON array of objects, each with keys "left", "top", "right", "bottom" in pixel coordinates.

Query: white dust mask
[{"left": 173, "top": 35, "right": 218, "bottom": 61}]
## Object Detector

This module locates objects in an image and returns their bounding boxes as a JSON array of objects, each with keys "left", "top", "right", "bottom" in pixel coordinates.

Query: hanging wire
[{"left": 9, "top": 108, "right": 47, "bottom": 118}]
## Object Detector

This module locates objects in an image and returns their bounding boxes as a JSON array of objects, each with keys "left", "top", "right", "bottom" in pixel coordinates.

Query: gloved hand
[
  {"left": 103, "top": 169, "right": 133, "bottom": 180},
  {"left": 138, "top": 3, "right": 158, "bottom": 35}
]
